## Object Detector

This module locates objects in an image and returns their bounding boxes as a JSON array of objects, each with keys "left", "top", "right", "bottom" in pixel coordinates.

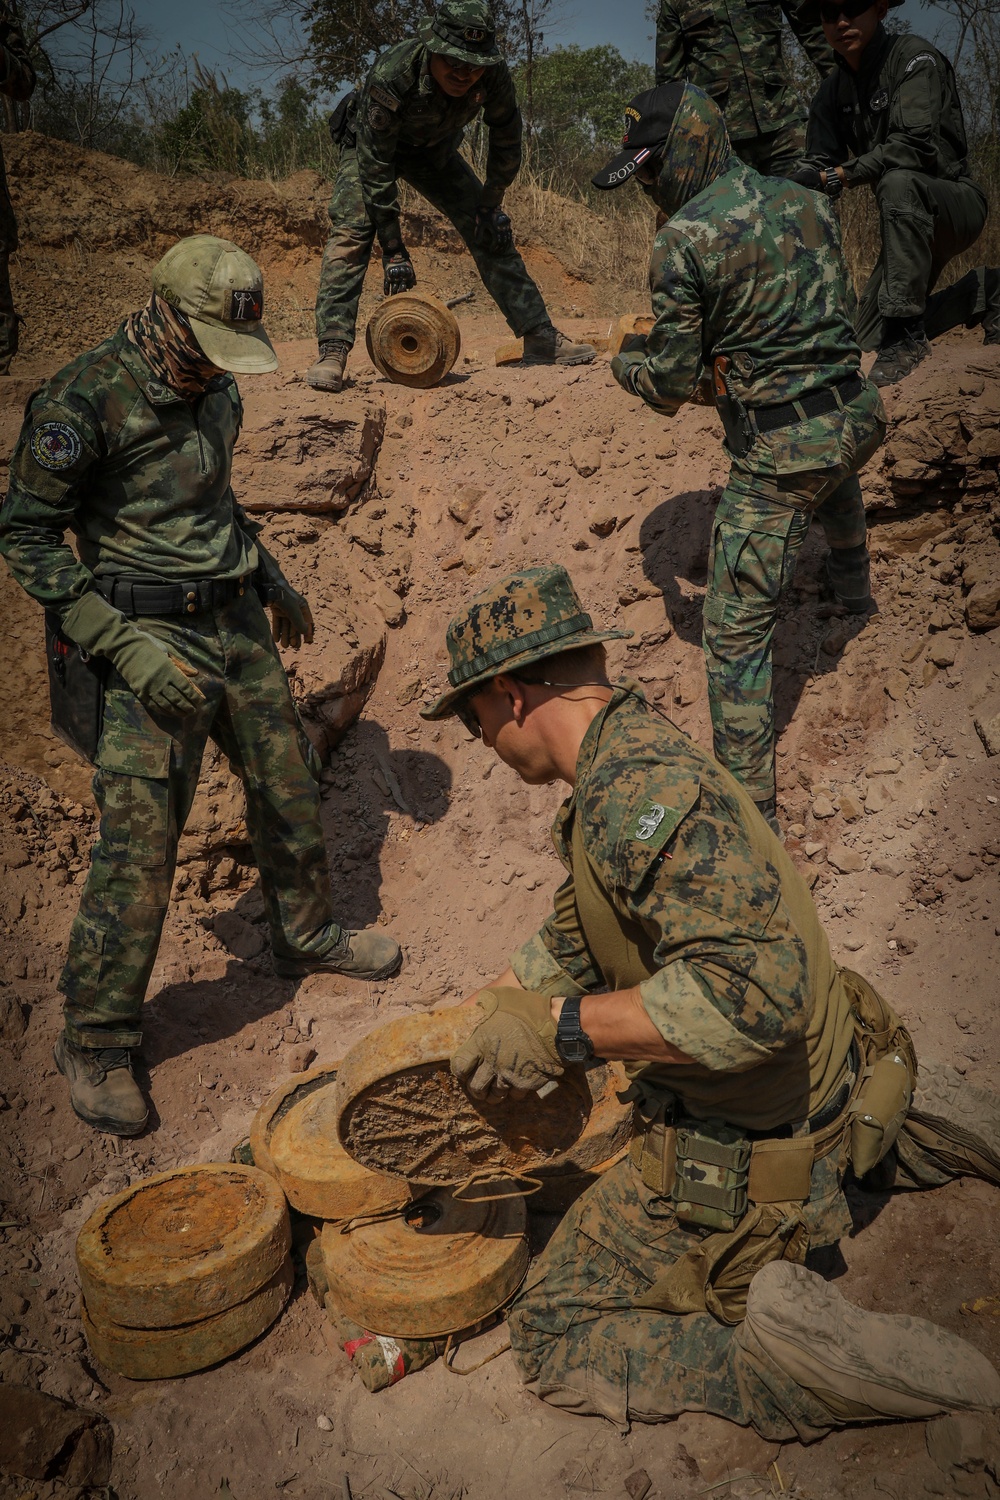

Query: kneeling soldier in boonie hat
[
  {"left": 422, "top": 562, "right": 1000, "bottom": 1438},
  {"left": 308, "top": 0, "right": 595, "bottom": 393},
  {"left": 594, "top": 82, "right": 887, "bottom": 829},
  {"left": 0, "top": 234, "right": 401, "bottom": 1138}
]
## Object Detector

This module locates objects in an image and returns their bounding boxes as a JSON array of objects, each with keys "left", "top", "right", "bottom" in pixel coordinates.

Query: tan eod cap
[{"left": 152, "top": 235, "right": 278, "bottom": 374}]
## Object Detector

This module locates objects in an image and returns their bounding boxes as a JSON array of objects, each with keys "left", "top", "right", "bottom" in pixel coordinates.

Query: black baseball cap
[{"left": 592, "top": 83, "right": 684, "bottom": 191}]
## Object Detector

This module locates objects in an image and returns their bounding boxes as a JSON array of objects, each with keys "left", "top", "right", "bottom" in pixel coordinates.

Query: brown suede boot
[
  {"left": 306, "top": 340, "right": 351, "bottom": 392},
  {"left": 54, "top": 1034, "right": 149, "bottom": 1137}
]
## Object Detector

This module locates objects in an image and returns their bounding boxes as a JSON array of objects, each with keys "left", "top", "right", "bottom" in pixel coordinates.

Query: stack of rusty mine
[
  {"left": 251, "top": 1007, "right": 632, "bottom": 1392},
  {"left": 76, "top": 1163, "right": 293, "bottom": 1380}
]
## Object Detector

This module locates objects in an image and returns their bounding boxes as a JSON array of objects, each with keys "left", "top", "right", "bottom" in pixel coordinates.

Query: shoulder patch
[
  {"left": 29, "top": 421, "right": 83, "bottom": 471},
  {"left": 869, "top": 88, "right": 889, "bottom": 111},
  {"left": 626, "top": 800, "right": 667, "bottom": 842},
  {"left": 369, "top": 83, "right": 400, "bottom": 113},
  {"left": 904, "top": 53, "right": 936, "bottom": 74},
  {"left": 367, "top": 101, "right": 393, "bottom": 132}
]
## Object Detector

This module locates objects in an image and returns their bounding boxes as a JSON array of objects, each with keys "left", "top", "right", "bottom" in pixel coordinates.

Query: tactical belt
[
  {"left": 97, "top": 574, "right": 254, "bottom": 617},
  {"left": 751, "top": 374, "right": 866, "bottom": 436}
]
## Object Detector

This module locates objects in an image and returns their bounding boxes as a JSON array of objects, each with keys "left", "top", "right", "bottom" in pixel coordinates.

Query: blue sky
[{"left": 123, "top": 0, "right": 945, "bottom": 97}]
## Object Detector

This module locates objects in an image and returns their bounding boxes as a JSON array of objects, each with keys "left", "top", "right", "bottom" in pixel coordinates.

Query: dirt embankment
[{"left": 1, "top": 136, "right": 999, "bottom": 1500}]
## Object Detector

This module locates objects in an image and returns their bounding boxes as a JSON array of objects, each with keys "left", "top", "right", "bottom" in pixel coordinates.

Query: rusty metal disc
[
  {"left": 532, "top": 1060, "right": 633, "bottom": 1212},
  {"left": 319, "top": 1188, "right": 528, "bottom": 1338},
  {"left": 81, "top": 1259, "right": 293, "bottom": 1381},
  {"left": 249, "top": 1065, "right": 338, "bottom": 1180},
  {"left": 266, "top": 1070, "right": 412, "bottom": 1221},
  {"left": 334, "top": 1010, "right": 593, "bottom": 1186},
  {"left": 76, "top": 1163, "right": 290, "bottom": 1330},
  {"left": 365, "top": 291, "right": 461, "bottom": 388}
]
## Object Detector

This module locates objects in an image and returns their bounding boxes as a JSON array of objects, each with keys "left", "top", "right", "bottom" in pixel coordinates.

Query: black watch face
[{"left": 558, "top": 1035, "right": 591, "bottom": 1064}]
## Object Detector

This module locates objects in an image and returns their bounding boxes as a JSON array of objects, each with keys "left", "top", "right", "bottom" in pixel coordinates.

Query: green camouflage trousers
[
  {"left": 731, "top": 119, "right": 806, "bottom": 179},
  {"left": 702, "top": 383, "right": 886, "bottom": 806},
  {"left": 508, "top": 1058, "right": 985, "bottom": 1436},
  {"left": 315, "top": 141, "right": 549, "bottom": 347},
  {"left": 60, "top": 590, "right": 343, "bottom": 1049},
  {"left": 855, "top": 170, "right": 989, "bottom": 351}
]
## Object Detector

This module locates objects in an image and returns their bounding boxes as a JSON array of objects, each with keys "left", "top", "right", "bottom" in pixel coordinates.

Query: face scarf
[
  {"left": 650, "top": 82, "right": 734, "bottom": 221},
  {"left": 125, "top": 292, "right": 223, "bottom": 400}
]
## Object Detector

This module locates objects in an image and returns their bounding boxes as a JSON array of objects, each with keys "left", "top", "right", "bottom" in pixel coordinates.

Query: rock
[
  {"left": 953, "top": 857, "right": 978, "bottom": 882},
  {"left": 588, "top": 503, "right": 618, "bottom": 538},
  {"left": 900, "top": 637, "right": 926, "bottom": 664},
  {"left": 871, "top": 852, "right": 905, "bottom": 876},
  {"left": 929, "top": 641, "right": 958, "bottom": 668},
  {"left": 926, "top": 1411, "right": 1000, "bottom": 1479},
  {"left": 624, "top": 1471, "right": 652, "bottom": 1500},
  {"left": 827, "top": 843, "right": 866, "bottom": 874},
  {"left": 622, "top": 595, "right": 672, "bottom": 644},
  {"left": 287, "top": 1043, "right": 317, "bottom": 1074},
  {"left": 966, "top": 578, "right": 1000, "bottom": 632},
  {"left": 316, "top": 1413, "right": 335, "bottom": 1432},
  {"left": 0, "top": 1385, "right": 112, "bottom": 1485},
  {"left": 569, "top": 441, "right": 602, "bottom": 478},
  {"left": 974, "top": 709, "right": 1000, "bottom": 758},
  {"left": 373, "top": 581, "right": 405, "bottom": 629},
  {"left": 812, "top": 795, "right": 836, "bottom": 819},
  {"left": 212, "top": 912, "right": 265, "bottom": 961},
  {"left": 235, "top": 393, "right": 385, "bottom": 512},
  {"left": 448, "top": 486, "right": 483, "bottom": 525},
  {"left": 804, "top": 841, "right": 826, "bottom": 860},
  {"left": 0, "top": 988, "right": 27, "bottom": 1041},
  {"left": 921, "top": 660, "right": 939, "bottom": 687},
  {"left": 675, "top": 671, "right": 702, "bottom": 708},
  {"left": 866, "top": 757, "right": 901, "bottom": 777},
  {"left": 895, "top": 929, "right": 918, "bottom": 954},
  {"left": 396, "top": 677, "right": 423, "bottom": 707},
  {"left": 865, "top": 781, "right": 892, "bottom": 815},
  {"left": 839, "top": 790, "right": 864, "bottom": 822},
  {"left": 39, "top": 1356, "right": 94, "bottom": 1407},
  {"left": 885, "top": 670, "right": 909, "bottom": 702}
]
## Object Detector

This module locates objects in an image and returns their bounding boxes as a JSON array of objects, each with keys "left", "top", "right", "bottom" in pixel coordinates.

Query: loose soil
[{"left": 1, "top": 136, "right": 999, "bottom": 1500}]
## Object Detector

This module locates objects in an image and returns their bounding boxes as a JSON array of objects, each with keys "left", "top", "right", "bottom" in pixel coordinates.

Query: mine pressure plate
[
  {"left": 365, "top": 291, "right": 461, "bottom": 388},
  {"left": 319, "top": 1186, "right": 528, "bottom": 1338},
  {"left": 76, "top": 1162, "right": 291, "bottom": 1331},
  {"left": 333, "top": 1009, "right": 593, "bottom": 1187}
]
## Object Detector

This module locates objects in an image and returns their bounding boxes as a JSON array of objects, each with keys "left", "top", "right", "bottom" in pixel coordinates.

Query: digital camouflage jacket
[
  {"left": 801, "top": 26, "right": 973, "bottom": 187},
  {"left": 354, "top": 38, "right": 522, "bottom": 249},
  {"left": 626, "top": 84, "right": 861, "bottom": 414},
  {"left": 0, "top": 327, "right": 258, "bottom": 621},
  {"left": 510, "top": 686, "right": 854, "bottom": 1132},
  {"left": 655, "top": 0, "right": 832, "bottom": 144}
]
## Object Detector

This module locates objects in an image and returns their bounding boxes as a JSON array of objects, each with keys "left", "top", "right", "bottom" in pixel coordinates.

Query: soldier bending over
[
  {"left": 0, "top": 235, "right": 401, "bottom": 1138},
  {"left": 308, "top": 0, "right": 594, "bottom": 393},
  {"left": 422, "top": 562, "right": 1000, "bottom": 1438}
]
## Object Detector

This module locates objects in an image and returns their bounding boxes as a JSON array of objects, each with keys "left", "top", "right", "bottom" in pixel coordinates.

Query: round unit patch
[{"left": 29, "top": 421, "right": 83, "bottom": 472}]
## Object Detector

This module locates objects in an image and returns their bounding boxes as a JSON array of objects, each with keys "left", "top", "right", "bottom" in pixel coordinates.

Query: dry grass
[{"left": 506, "top": 174, "right": 655, "bottom": 304}]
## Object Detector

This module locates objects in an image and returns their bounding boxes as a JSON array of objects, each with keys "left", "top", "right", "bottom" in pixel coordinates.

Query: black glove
[
  {"left": 474, "top": 206, "right": 514, "bottom": 255},
  {"left": 382, "top": 248, "right": 416, "bottom": 296},
  {"left": 787, "top": 165, "right": 843, "bottom": 200}
]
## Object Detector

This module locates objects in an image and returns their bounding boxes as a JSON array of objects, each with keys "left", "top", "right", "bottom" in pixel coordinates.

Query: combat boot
[
  {"left": 870, "top": 319, "right": 931, "bottom": 387},
  {"left": 273, "top": 927, "right": 402, "bottom": 982},
  {"left": 306, "top": 340, "right": 351, "bottom": 392},
  {"left": 823, "top": 543, "right": 874, "bottom": 615},
  {"left": 54, "top": 1034, "right": 149, "bottom": 1137},
  {"left": 740, "top": 1261, "right": 1000, "bottom": 1426},
  {"left": 982, "top": 268, "right": 1000, "bottom": 344},
  {"left": 522, "top": 325, "right": 596, "bottom": 367}
]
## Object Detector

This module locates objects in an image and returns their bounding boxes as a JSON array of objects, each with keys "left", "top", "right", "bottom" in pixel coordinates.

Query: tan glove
[{"left": 450, "top": 987, "right": 563, "bottom": 1100}]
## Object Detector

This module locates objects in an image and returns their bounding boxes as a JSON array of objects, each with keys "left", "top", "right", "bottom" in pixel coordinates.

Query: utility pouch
[
  {"left": 849, "top": 1049, "right": 913, "bottom": 1177},
  {"left": 713, "top": 355, "right": 754, "bottom": 460},
  {"left": 328, "top": 89, "right": 358, "bottom": 148},
  {"left": 671, "top": 1119, "right": 751, "bottom": 1232},
  {"left": 44, "top": 609, "right": 109, "bottom": 765}
]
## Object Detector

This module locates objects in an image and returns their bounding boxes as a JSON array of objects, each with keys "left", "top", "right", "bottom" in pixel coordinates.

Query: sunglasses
[
  {"left": 818, "top": 0, "right": 876, "bottom": 22},
  {"left": 454, "top": 693, "right": 482, "bottom": 740}
]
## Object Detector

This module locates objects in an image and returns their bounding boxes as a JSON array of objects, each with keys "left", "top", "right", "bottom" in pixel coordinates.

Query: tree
[{"left": 514, "top": 44, "right": 653, "bottom": 183}]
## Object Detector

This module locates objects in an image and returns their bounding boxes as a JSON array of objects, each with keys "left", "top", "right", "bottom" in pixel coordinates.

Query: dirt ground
[{"left": 1, "top": 137, "right": 999, "bottom": 1500}]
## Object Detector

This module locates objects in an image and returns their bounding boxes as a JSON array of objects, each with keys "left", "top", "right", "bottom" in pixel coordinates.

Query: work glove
[
  {"left": 61, "top": 591, "right": 206, "bottom": 717},
  {"left": 451, "top": 987, "right": 563, "bottom": 1100},
  {"left": 382, "top": 248, "right": 416, "bottom": 296},
  {"left": 267, "top": 583, "right": 314, "bottom": 650},
  {"left": 474, "top": 206, "right": 514, "bottom": 255},
  {"left": 610, "top": 351, "right": 646, "bottom": 395},
  {"left": 787, "top": 164, "right": 843, "bottom": 200}
]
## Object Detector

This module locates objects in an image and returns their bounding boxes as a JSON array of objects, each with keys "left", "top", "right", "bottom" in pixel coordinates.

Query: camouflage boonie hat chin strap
[
  {"left": 419, "top": 0, "right": 503, "bottom": 67},
  {"left": 421, "top": 564, "right": 632, "bottom": 720}
]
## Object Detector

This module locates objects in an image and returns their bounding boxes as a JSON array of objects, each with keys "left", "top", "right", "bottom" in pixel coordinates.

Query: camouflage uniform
[
  {"left": 499, "top": 682, "right": 992, "bottom": 1435},
  {"left": 800, "top": 27, "right": 991, "bottom": 352},
  {"left": 315, "top": 35, "right": 549, "bottom": 347},
  {"left": 655, "top": 0, "right": 833, "bottom": 176},
  {"left": 613, "top": 86, "right": 885, "bottom": 809},
  {"left": 0, "top": 3, "right": 36, "bottom": 373},
  {"left": 0, "top": 328, "right": 347, "bottom": 1048}
]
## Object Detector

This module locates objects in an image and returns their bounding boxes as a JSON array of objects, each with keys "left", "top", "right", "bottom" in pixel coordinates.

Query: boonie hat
[
  {"left": 152, "top": 235, "right": 278, "bottom": 374},
  {"left": 421, "top": 563, "right": 632, "bottom": 720},
  {"left": 592, "top": 82, "right": 685, "bottom": 191},
  {"left": 419, "top": 0, "right": 502, "bottom": 67}
]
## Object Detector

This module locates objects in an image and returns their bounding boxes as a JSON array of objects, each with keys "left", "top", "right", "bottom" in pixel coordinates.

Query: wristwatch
[{"left": 555, "top": 996, "right": 594, "bottom": 1064}]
